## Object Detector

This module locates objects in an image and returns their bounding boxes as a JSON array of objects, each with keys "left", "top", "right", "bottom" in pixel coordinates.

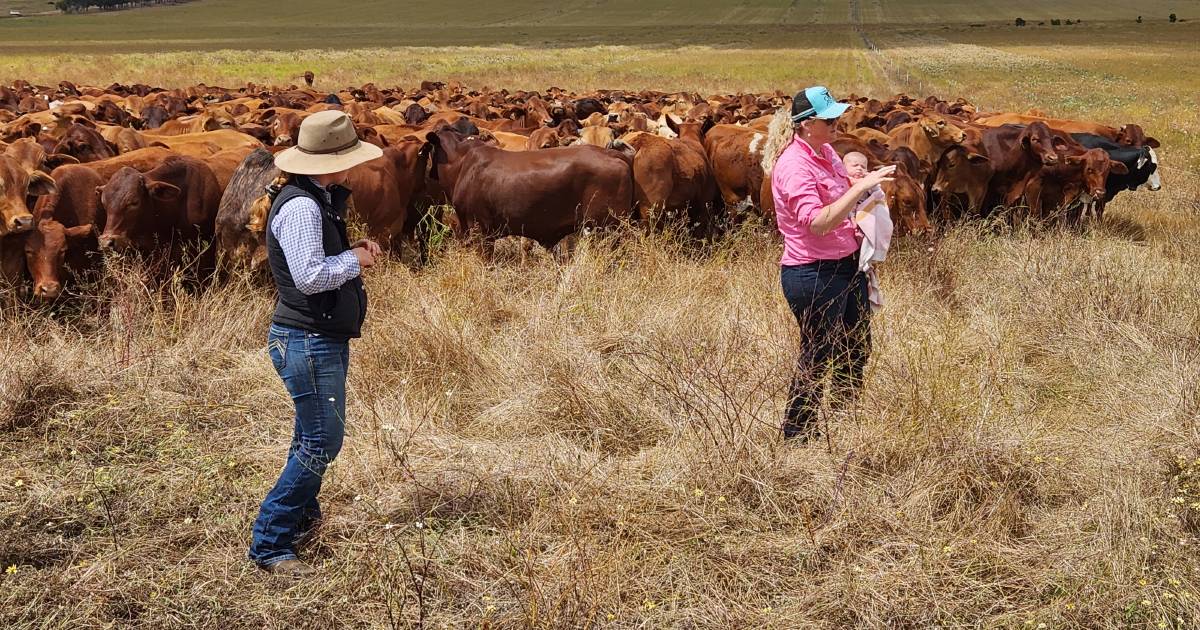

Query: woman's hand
[
  {"left": 809, "top": 165, "right": 897, "bottom": 237},
  {"left": 853, "top": 165, "right": 896, "bottom": 192}
]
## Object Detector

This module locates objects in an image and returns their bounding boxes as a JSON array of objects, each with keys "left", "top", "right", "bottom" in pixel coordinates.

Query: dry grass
[
  {"left": 3, "top": 179, "right": 1200, "bottom": 627},
  {"left": 3, "top": 12, "right": 1200, "bottom": 626}
]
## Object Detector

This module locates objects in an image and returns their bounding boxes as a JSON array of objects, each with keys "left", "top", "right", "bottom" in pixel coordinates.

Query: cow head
[
  {"left": 930, "top": 145, "right": 990, "bottom": 195},
  {"left": 1, "top": 119, "right": 41, "bottom": 142},
  {"left": 0, "top": 156, "right": 55, "bottom": 235},
  {"left": 1116, "top": 124, "right": 1160, "bottom": 149},
  {"left": 270, "top": 110, "right": 307, "bottom": 146},
  {"left": 97, "top": 167, "right": 181, "bottom": 252},
  {"left": 402, "top": 103, "right": 429, "bottom": 126},
  {"left": 884, "top": 171, "right": 931, "bottom": 236},
  {"left": 53, "top": 124, "right": 118, "bottom": 163},
  {"left": 918, "top": 116, "right": 965, "bottom": 144},
  {"left": 1021, "top": 122, "right": 1060, "bottom": 166},
  {"left": 1065, "top": 148, "right": 1128, "bottom": 201},
  {"left": 139, "top": 105, "right": 170, "bottom": 129},
  {"left": 1141, "top": 148, "right": 1161, "bottom": 191},
  {"left": 424, "top": 125, "right": 479, "bottom": 194},
  {"left": 25, "top": 219, "right": 94, "bottom": 300}
]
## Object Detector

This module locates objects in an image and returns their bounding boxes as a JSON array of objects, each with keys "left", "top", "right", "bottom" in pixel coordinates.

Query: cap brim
[
  {"left": 814, "top": 102, "right": 851, "bottom": 120},
  {"left": 273, "top": 141, "right": 383, "bottom": 175}
]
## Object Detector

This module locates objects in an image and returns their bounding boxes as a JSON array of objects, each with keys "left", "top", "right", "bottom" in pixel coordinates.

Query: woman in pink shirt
[{"left": 769, "top": 86, "right": 895, "bottom": 441}]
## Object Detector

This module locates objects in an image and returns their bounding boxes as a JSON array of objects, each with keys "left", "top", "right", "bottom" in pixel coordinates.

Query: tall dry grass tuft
[{"left": 2, "top": 187, "right": 1200, "bottom": 626}]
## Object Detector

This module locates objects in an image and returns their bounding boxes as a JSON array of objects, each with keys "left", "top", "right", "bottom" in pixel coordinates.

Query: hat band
[
  {"left": 791, "top": 108, "right": 816, "bottom": 123},
  {"left": 295, "top": 136, "right": 360, "bottom": 155}
]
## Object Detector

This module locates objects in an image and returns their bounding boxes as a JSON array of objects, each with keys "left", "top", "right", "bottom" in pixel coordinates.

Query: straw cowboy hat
[{"left": 273, "top": 110, "right": 382, "bottom": 175}]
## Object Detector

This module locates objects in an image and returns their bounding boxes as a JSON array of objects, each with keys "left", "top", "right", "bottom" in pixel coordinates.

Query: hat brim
[
  {"left": 273, "top": 140, "right": 384, "bottom": 175},
  {"left": 813, "top": 102, "right": 851, "bottom": 120}
]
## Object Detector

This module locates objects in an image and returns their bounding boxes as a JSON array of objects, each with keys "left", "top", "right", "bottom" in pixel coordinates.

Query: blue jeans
[
  {"left": 780, "top": 255, "right": 871, "bottom": 438},
  {"left": 249, "top": 323, "right": 349, "bottom": 566}
]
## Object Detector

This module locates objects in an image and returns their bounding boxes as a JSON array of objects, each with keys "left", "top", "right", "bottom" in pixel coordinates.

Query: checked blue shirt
[{"left": 269, "top": 177, "right": 361, "bottom": 296}]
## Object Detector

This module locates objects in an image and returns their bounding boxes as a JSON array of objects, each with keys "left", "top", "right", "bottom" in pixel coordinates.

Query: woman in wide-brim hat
[
  {"left": 249, "top": 109, "right": 383, "bottom": 577},
  {"left": 764, "top": 86, "right": 895, "bottom": 442}
]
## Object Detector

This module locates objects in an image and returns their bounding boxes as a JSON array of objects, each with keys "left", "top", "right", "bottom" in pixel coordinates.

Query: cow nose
[
  {"left": 35, "top": 281, "right": 61, "bottom": 300},
  {"left": 9, "top": 214, "right": 33, "bottom": 233},
  {"left": 274, "top": 136, "right": 291, "bottom": 146},
  {"left": 98, "top": 235, "right": 118, "bottom": 250}
]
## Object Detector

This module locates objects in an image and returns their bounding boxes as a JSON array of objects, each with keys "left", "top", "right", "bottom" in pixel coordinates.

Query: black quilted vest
[{"left": 264, "top": 176, "right": 367, "bottom": 340}]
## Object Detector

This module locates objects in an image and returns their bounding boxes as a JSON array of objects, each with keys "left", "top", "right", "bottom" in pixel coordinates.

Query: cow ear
[
  {"left": 149, "top": 141, "right": 170, "bottom": 149},
  {"left": 28, "top": 171, "right": 57, "bottom": 196},
  {"left": 1109, "top": 160, "right": 1129, "bottom": 175},
  {"left": 1064, "top": 154, "right": 1083, "bottom": 165},
  {"left": 1145, "top": 137, "right": 1160, "bottom": 148},
  {"left": 45, "top": 153, "right": 80, "bottom": 169},
  {"left": 665, "top": 114, "right": 680, "bottom": 135},
  {"left": 65, "top": 223, "right": 94, "bottom": 240},
  {"left": 147, "top": 181, "right": 182, "bottom": 202},
  {"left": 967, "top": 152, "right": 989, "bottom": 163}
]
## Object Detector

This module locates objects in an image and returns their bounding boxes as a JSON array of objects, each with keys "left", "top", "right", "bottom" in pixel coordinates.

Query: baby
[{"left": 842, "top": 151, "right": 870, "bottom": 183}]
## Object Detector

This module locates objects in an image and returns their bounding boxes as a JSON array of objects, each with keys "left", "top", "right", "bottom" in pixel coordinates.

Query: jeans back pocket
[{"left": 267, "top": 336, "right": 288, "bottom": 371}]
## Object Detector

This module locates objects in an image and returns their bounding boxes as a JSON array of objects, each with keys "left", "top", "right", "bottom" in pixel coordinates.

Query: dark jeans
[
  {"left": 249, "top": 323, "right": 349, "bottom": 566},
  {"left": 780, "top": 254, "right": 872, "bottom": 439}
]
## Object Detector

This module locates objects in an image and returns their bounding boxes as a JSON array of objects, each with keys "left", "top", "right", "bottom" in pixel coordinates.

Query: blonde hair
[
  {"left": 246, "top": 174, "right": 289, "bottom": 233},
  {"left": 760, "top": 108, "right": 795, "bottom": 177}
]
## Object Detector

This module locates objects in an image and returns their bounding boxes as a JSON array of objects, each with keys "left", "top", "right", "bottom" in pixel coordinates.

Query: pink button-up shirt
[{"left": 772, "top": 136, "right": 860, "bottom": 266}]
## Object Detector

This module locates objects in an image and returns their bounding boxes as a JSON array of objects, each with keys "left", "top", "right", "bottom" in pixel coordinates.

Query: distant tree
[
  {"left": 1169, "top": 13, "right": 1178, "bottom": 22},
  {"left": 1015, "top": 17, "right": 1026, "bottom": 26},
  {"left": 1051, "top": 18, "right": 1062, "bottom": 25},
  {"left": 1065, "top": 19, "right": 1074, "bottom": 25},
  {"left": 1137, "top": 15, "right": 1143, "bottom": 23}
]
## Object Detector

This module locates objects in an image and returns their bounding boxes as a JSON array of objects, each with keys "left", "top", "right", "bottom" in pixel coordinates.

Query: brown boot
[{"left": 260, "top": 558, "right": 317, "bottom": 577}]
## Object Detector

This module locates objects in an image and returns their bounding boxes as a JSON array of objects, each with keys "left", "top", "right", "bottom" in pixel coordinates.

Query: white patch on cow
[
  {"left": 1143, "top": 147, "right": 1162, "bottom": 191},
  {"left": 748, "top": 133, "right": 764, "bottom": 156},
  {"left": 734, "top": 196, "right": 754, "bottom": 213}
]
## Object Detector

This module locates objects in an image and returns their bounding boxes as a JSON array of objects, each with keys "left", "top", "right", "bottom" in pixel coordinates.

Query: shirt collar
[
  {"left": 791, "top": 135, "right": 838, "bottom": 164},
  {"left": 306, "top": 176, "right": 333, "bottom": 203}
]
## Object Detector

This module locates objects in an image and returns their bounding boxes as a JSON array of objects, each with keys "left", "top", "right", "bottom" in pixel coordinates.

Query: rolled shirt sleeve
[
  {"left": 270, "top": 196, "right": 361, "bottom": 296},
  {"left": 779, "top": 168, "right": 826, "bottom": 230}
]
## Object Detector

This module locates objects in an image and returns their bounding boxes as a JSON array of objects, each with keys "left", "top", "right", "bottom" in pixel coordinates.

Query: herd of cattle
[{"left": 0, "top": 78, "right": 1163, "bottom": 302}]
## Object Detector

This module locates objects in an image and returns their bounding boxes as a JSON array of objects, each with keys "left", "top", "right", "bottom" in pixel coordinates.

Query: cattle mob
[{"left": 0, "top": 79, "right": 1162, "bottom": 302}]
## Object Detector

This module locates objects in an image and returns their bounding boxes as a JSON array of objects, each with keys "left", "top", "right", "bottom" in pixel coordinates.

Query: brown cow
[
  {"left": 152, "top": 111, "right": 236, "bottom": 136},
  {"left": 621, "top": 118, "right": 716, "bottom": 233},
  {"left": 886, "top": 116, "right": 965, "bottom": 169},
  {"left": 4, "top": 137, "right": 78, "bottom": 173},
  {"left": 344, "top": 139, "right": 430, "bottom": 250},
  {"left": 0, "top": 155, "right": 56, "bottom": 235},
  {"left": 974, "top": 113, "right": 1161, "bottom": 148},
  {"left": 882, "top": 169, "right": 931, "bottom": 236},
  {"left": 25, "top": 164, "right": 105, "bottom": 300},
  {"left": 929, "top": 145, "right": 991, "bottom": 219},
  {"left": 1021, "top": 147, "right": 1127, "bottom": 223},
  {"left": 205, "top": 146, "right": 256, "bottom": 190},
  {"left": 703, "top": 123, "right": 766, "bottom": 222},
  {"left": 97, "top": 156, "right": 221, "bottom": 271},
  {"left": 425, "top": 126, "right": 634, "bottom": 253},
  {"left": 977, "top": 122, "right": 1062, "bottom": 212}
]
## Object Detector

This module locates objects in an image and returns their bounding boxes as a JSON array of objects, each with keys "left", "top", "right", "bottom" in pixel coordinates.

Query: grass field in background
[{"left": 0, "top": 0, "right": 1188, "bottom": 50}]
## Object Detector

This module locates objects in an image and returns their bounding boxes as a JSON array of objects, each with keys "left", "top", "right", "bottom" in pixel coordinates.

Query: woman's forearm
[{"left": 809, "top": 183, "right": 864, "bottom": 236}]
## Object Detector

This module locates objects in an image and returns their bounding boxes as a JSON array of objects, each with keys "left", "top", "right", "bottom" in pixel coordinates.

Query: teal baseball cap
[{"left": 790, "top": 86, "right": 850, "bottom": 122}]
